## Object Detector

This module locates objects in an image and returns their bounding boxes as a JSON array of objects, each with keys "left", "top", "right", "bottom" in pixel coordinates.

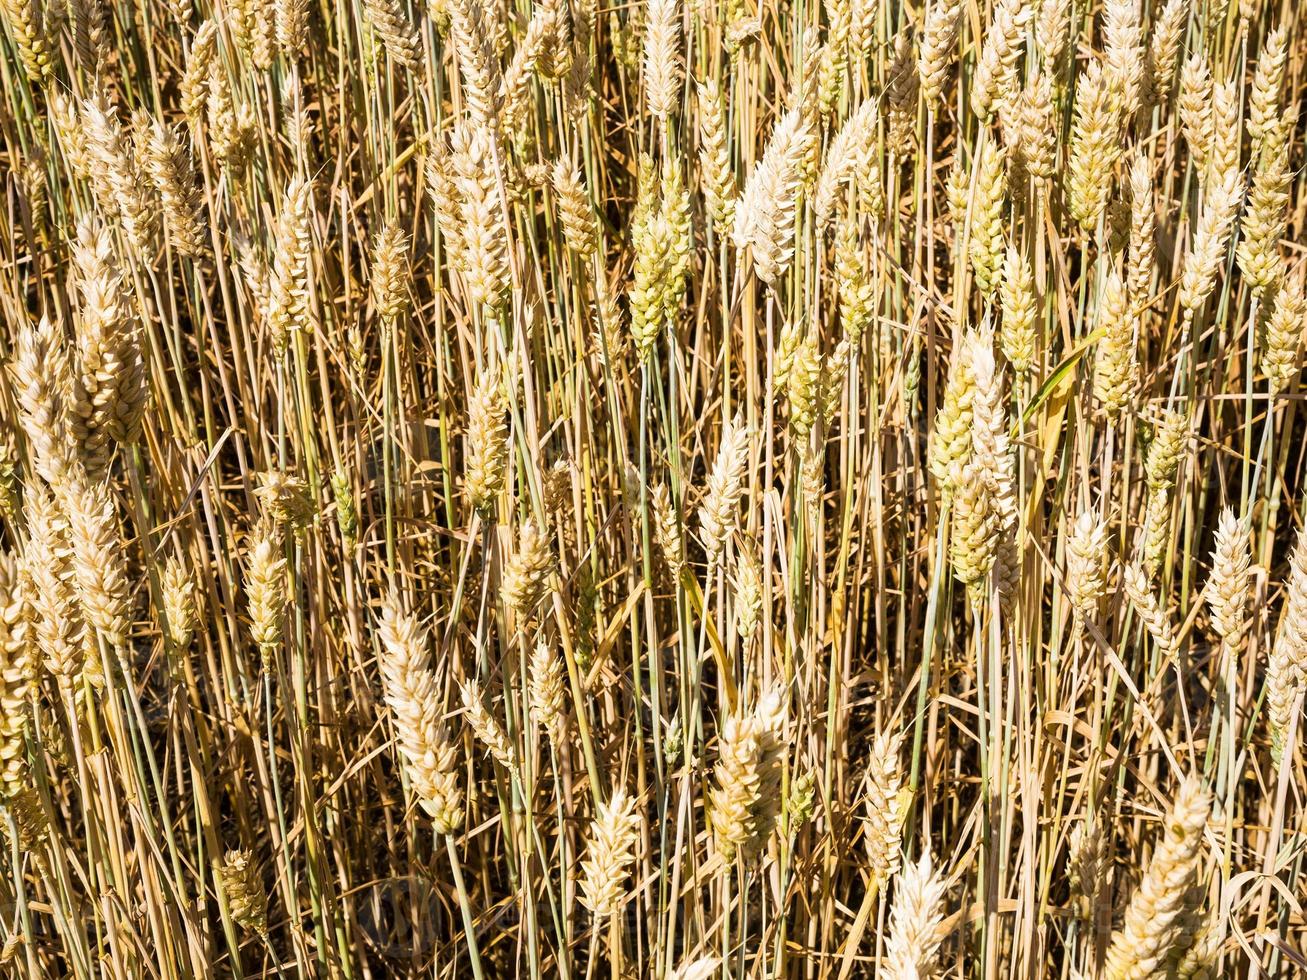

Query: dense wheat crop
[{"left": 1, "top": 0, "right": 1307, "bottom": 974}]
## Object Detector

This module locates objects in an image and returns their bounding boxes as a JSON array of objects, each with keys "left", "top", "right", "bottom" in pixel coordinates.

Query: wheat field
[{"left": 0, "top": 0, "right": 1305, "bottom": 974}]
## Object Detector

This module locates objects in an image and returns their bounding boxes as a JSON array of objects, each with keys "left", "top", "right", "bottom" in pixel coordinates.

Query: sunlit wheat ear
[
  {"left": 377, "top": 592, "right": 463, "bottom": 832},
  {"left": 650, "top": 482, "right": 685, "bottom": 578},
  {"left": 528, "top": 638, "right": 567, "bottom": 742},
  {"left": 1178, "top": 53, "right": 1214, "bottom": 179},
  {"left": 0, "top": 551, "right": 35, "bottom": 804},
  {"left": 1103, "top": 778, "right": 1211, "bottom": 980},
  {"left": 254, "top": 470, "right": 315, "bottom": 532},
  {"left": 1091, "top": 266, "right": 1137, "bottom": 421},
  {"left": 1066, "top": 816, "right": 1106, "bottom": 923},
  {"left": 266, "top": 176, "right": 313, "bottom": 353},
  {"left": 145, "top": 122, "right": 208, "bottom": 258},
  {"left": 447, "top": 0, "right": 504, "bottom": 125},
  {"left": 1267, "top": 523, "right": 1307, "bottom": 764},
  {"left": 1127, "top": 154, "right": 1156, "bottom": 307},
  {"left": 449, "top": 121, "right": 510, "bottom": 310},
  {"left": 1261, "top": 274, "right": 1306, "bottom": 394},
  {"left": 1146, "top": 0, "right": 1187, "bottom": 103},
  {"left": 362, "top": 0, "right": 419, "bottom": 68},
  {"left": 1102, "top": 0, "right": 1144, "bottom": 117},
  {"left": 1208, "top": 79, "right": 1241, "bottom": 186},
  {"left": 551, "top": 156, "right": 598, "bottom": 258},
  {"left": 162, "top": 554, "right": 198, "bottom": 652},
  {"left": 732, "top": 107, "right": 811, "bottom": 285},
  {"left": 1236, "top": 112, "right": 1293, "bottom": 294},
  {"left": 500, "top": 7, "right": 549, "bottom": 129},
  {"left": 708, "top": 687, "right": 786, "bottom": 864},
  {"left": 916, "top": 0, "right": 959, "bottom": 104},
  {"left": 696, "top": 415, "right": 751, "bottom": 567},
  {"left": 71, "top": 216, "right": 146, "bottom": 474},
  {"left": 862, "top": 731, "right": 907, "bottom": 891},
  {"left": 245, "top": 522, "right": 287, "bottom": 665},
  {"left": 966, "top": 141, "right": 1006, "bottom": 297},
  {"left": 1178, "top": 173, "right": 1242, "bottom": 318},
  {"left": 80, "top": 94, "right": 159, "bottom": 254},
  {"left": 1205, "top": 508, "right": 1251, "bottom": 648},
  {"left": 13, "top": 318, "right": 82, "bottom": 492},
  {"left": 1119, "top": 563, "right": 1175, "bottom": 659},
  {"left": 1014, "top": 71, "right": 1055, "bottom": 180},
  {"left": 641, "top": 0, "right": 681, "bottom": 119},
  {"left": 928, "top": 331, "right": 977, "bottom": 497},
  {"left": 969, "top": 0, "right": 1029, "bottom": 120},
  {"left": 1065, "top": 510, "right": 1108, "bottom": 626},
  {"left": 883, "top": 850, "right": 948, "bottom": 980},
  {"left": 65, "top": 475, "right": 129, "bottom": 648},
  {"left": 696, "top": 79, "right": 735, "bottom": 237},
  {"left": 731, "top": 545, "right": 762, "bottom": 642},
  {"left": 460, "top": 679, "right": 517, "bottom": 774},
  {"left": 1066, "top": 58, "right": 1122, "bottom": 230},
  {"left": 20, "top": 483, "right": 84, "bottom": 685},
  {"left": 814, "top": 99, "right": 876, "bottom": 228},
  {"left": 579, "top": 788, "right": 640, "bottom": 918},
  {"left": 998, "top": 246, "right": 1036, "bottom": 372},
  {"left": 217, "top": 850, "right": 269, "bottom": 937},
  {"left": 1247, "top": 23, "right": 1288, "bottom": 154},
  {"left": 502, "top": 519, "right": 555, "bottom": 619},
  {"left": 464, "top": 363, "right": 508, "bottom": 515},
  {"left": 369, "top": 224, "right": 411, "bottom": 324}
]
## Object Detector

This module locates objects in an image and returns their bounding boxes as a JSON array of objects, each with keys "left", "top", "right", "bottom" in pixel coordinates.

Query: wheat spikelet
[
  {"left": 917, "top": 0, "right": 959, "bottom": 104},
  {"left": 218, "top": 850, "right": 268, "bottom": 936},
  {"left": 449, "top": 122, "right": 509, "bottom": 309},
  {"left": 1209, "top": 79, "right": 1241, "bottom": 186},
  {"left": 1236, "top": 121, "right": 1292, "bottom": 294},
  {"left": 642, "top": 0, "right": 681, "bottom": 119},
  {"left": 162, "top": 554, "right": 198, "bottom": 651},
  {"left": 21, "top": 483, "right": 84, "bottom": 682},
  {"left": 377, "top": 592, "right": 464, "bottom": 831},
  {"left": 502, "top": 519, "right": 555, "bottom": 617},
  {"left": 1065, "top": 510, "right": 1108, "bottom": 623},
  {"left": 145, "top": 122, "right": 209, "bottom": 258},
  {"left": 970, "top": 0, "right": 1029, "bottom": 119},
  {"left": 70, "top": 216, "right": 147, "bottom": 471},
  {"left": 1066, "top": 816, "right": 1106, "bottom": 923},
  {"left": 65, "top": 476, "right": 129, "bottom": 648},
  {"left": 0, "top": 0, "right": 53, "bottom": 81},
  {"left": 862, "top": 731, "right": 906, "bottom": 890},
  {"left": 1178, "top": 173, "right": 1242, "bottom": 315},
  {"left": 579, "top": 788, "right": 640, "bottom": 916},
  {"left": 245, "top": 523, "right": 287, "bottom": 662},
  {"left": 709, "top": 687, "right": 786, "bottom": 863},
  {"left": 81, "top": 95, "right": 160, "bottom": 253},
  {"left": 266, "top": 177, "right": 314, "bottom": 350},
  {"left": 369, "top": 224, "right": 411, "bottom": 323},
  {"left": 1247, "top": 24, "right": 1288, "bottom": 154},
  {"left": 999, "top": 246, "right": 1037, "bottom": 372},
  {"left": 460, "top": 679, "right": 517, "bottom": 773},
  {"left": 1147, "top": 0, "right": 1187, "bottom": 101},
  {"left": 1103, "top": 0, "right": 1144, "bottom": 117},
  {"left": 1067, "top": 59, "right": 1123, "bottom": 229},
  {"left": 447, "top": 0, "right": 504, "bottom": 126},
  {"left": 834, "top": 211, "right": 874, "bottom": 346},
  {"left": 696, "top": 79, "right": 736, "bottom": 237},
  {"left": 0, "top": 551, "right": 35, "bottom": 803},
  {"left": 1092, "top": 266, "right": 1137, "bottom": 420},
  {"left": 928, "top": 333, "right": 978, "bottom": 495},
  {"left": 551, "top": 157, "right": 599, "bottom": 257},
  {"left": 732, "top": 107, "right": 810, "bottom": 285},
  {"left": 1127, "top": 154, "right": 1156, "bottom": 306},
  {"left": 528, "top": 638, "right": 567, "bottom": 742},
  {"left": 696, "top": 416, "right": 751, "bottom": 565},
  {"left": 1122, "top": 563, "right": 1177, "bottom": 655},
  {"left": 464, "top": 364, "right": 508, "bottom": 514},
  {"left": 1178, "top": 53, "right": 1213, "bottom": 179},
  {"left": 732, "top": 545, "right": 762, "bottom": 641},
  {"left": 1103, "top": 778, "right": 1211, "bottom": 980},
  {"left": 1205, "top": 507, "right": 1250, "bottom": 648},
  {"left": 1261, "top": 274, "right": 1305, "bottom": 393},
  {"left": 882, "top": 850, "right": 948, "bottom": 979},
  {"left": 363, "top": 0, "right": 418, "bottom": 68},
  {"left": 13, "top": 318, "right": 83, "bottom": 492}
]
